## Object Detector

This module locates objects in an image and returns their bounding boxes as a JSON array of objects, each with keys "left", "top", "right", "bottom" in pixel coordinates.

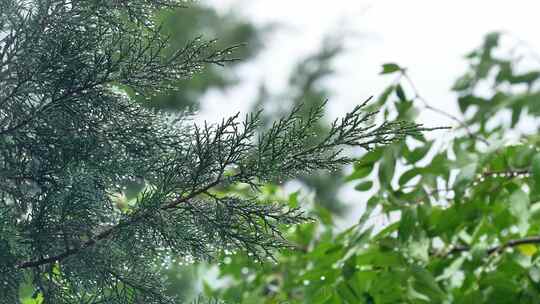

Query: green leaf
[
  {"left": 404, "top": 142, "right": 432, "bottom": 164},
  {"left": 399, "top": 208, "right": 416, "bottom": 241},
  {"left": 452, "top": 73, "right": 474, "bottom": 92},
  {"left": 377, "top": 86, "right": 394, "bottom": 107},
  {"left": 378, "top": 152, "right": 396, "bottom": 188},
  {"left": 435, "top": 256, "right": 466, "bottom": 286},
  {"left": 531, "top": 153, "right": 540, "bottom": 187},
  {"left": 345, "top": 165, "right": 373, "bottom": 182},
  {"left": 356, "top": 249, "right": 404, "bottom": 268},
  {"left": 517, "top": 244, "right": 537, "bottom": 257},
  {"left": 530, "top": 202, "right": 540, "bottom": 220},
  {"left": 357, "top": 197, "right": 379, "bottom": 229},
  {"left": 288, "top": 191, "right": 300, "bottom": 208},
  {"left": 410, "top": 266, "right": 446, "bottom": 302},
  {"left": 359, "top": 148, "right": 384, "bottom": 164},
  {"left": 336, "top": 280, "right": 361, "bottom": 303},
  {"left": 454, "top": 163, "right": 477, "bottom": 191},
  {"left": 484, "top": 32, "right": 500, "bottom": 49},
  {"left": 22, "top": 294, "right": 44, "bottom": 304},
  {"left": 407, "top": 237, "right": 429, "bottom": 262},
  {"left": 316, "top": 206, "right": 334, "bottom": 226},
  {"left": 501, "top": 144, "right": 535, "bottom": 169},
  {"left": 398, "top": 168, "right": 423, "bottom": 186},
  {"left": 509, "top": 189, "right": 530, "bottom": 236},
  {"left": 395, "top": 84, "right": 407, "bottom": 101},
  {"left": 354, "top": 181, "right": 373, "bottom": 192},
  {"left": 345, "top": 151, "right": 382, "bottom": 182},
  {"left": 380, "top": 63, "right": 403, "bottom": 75},
  {"left": 511, "top": 107, "right": 522, "bottom": 127},
  {"left": 509, "top": 71, "right": 540, "bottom": 84},
  {"left": 530, "top": 267, "right": 540, "bottom": 283}
]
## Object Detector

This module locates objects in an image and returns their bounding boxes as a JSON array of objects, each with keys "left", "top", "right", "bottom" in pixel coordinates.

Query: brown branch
[
  {"left": 445, "top": 236, "right": 540, "bottom": 256},
  {"left": 481, "top": 169, "right": 530, "bottom": 178}
]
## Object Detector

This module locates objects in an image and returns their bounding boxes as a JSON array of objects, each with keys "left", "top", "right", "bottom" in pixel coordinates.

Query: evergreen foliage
[
  {"left": 0, "top": 1, "right": 425, "bottom": 302},
  {"left": 254, "top": 36, "right": 349, "bottom": 214},
  {"left": 148, "top": 3, "right": 263, "bottom": 110}
]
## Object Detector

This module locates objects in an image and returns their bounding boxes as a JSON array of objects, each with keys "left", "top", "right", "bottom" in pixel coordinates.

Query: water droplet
[{"left": 241, "top": 267, "right": 249, "bottom": 275}]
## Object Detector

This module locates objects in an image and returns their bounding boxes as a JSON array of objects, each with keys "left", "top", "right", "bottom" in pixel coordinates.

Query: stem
[
  {"left": 446, "top": 236, "right": 540, "bottom": 256},
  {"left": 16, "top": 179, "right": 222, "bottom": 269},
  {"left": 401, "top": 72, "right": 489, "bottom": 145}
]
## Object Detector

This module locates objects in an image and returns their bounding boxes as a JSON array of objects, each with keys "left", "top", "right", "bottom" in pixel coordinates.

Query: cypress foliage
[{"left": 0, "top": 1, "right": 426, "bottom": 302}]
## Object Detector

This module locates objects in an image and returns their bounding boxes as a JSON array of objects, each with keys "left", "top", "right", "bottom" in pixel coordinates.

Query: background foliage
[{"left": 205, "top": 33, "right": 540, "bottom": 303}]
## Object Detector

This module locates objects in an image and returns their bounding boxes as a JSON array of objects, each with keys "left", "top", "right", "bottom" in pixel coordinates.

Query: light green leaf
[
  {"left": 407, "top": 236, "right": 429, "bottom": 262},
  {"left": 509, "top": 189, "right": 530, "bottom": 236},
  {"left": 22, "top": 294, "right": 43, "bottom": 304},
  {"left": 410, "top": 266, "right": 446, "bottom": 302},
  {"left": 378, "top": 152, "right": 396, "bottom": 188},
  {"left": 345, "top": 164, "right": 373, "bottom": 182},
  {"left": 517, "top": 244, "right": 537, "bottom": 257},
  {"left": 530, "top": 266, "right": 540, "bottom": 283},
  {"left": 454, "top": 163, "right": 477, "bottom": 189},
  {"left": 531, "top": 153, "right": 540, "bottom": 189},
  {"left": 380, "top": 63, "right": 402, "bottom": 75},
  {"left": 436, "top": 256, "right": 465, "bottom": 284}
]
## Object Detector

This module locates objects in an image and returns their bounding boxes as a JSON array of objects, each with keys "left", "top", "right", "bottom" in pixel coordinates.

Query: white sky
[
  {"left": 199, "top": 0, "right": 540, "bottom": 226},
  {"left": 201, "top": 0, "right": 540, "bottom": 123}
]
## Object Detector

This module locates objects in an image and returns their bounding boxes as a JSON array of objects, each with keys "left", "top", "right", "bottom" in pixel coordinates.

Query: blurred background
[
  {"left": 135, "top": 1, "right": 540, "bottom": 301},
  {"left": 151, "top": 0, "right": 540, "bottom": 227}
]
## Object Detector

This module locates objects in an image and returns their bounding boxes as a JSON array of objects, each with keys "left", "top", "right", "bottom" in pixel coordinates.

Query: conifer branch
[{"left": 0, "top": 1, "right": 430, "bottom": 301}]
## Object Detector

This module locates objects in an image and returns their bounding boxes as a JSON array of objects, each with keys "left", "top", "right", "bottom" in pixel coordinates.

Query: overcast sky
[
  {"left": 201, "top": 0, "right": 540, "bottom": 121},
  {"left": 199, "top": 0, "right": 540, "bottom": 226}
]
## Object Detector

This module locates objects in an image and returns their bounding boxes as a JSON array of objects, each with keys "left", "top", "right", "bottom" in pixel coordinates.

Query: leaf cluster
[{"left": 210, "top": 33, "right": 540, "bottom": 303}]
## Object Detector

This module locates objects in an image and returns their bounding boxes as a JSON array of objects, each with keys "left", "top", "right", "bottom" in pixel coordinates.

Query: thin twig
[
  {"left": 400, "top": 72, "right": 489, "bottom": 145},
  {"left": 444, "top": 236, "right": 540, "bottom": 256}
]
